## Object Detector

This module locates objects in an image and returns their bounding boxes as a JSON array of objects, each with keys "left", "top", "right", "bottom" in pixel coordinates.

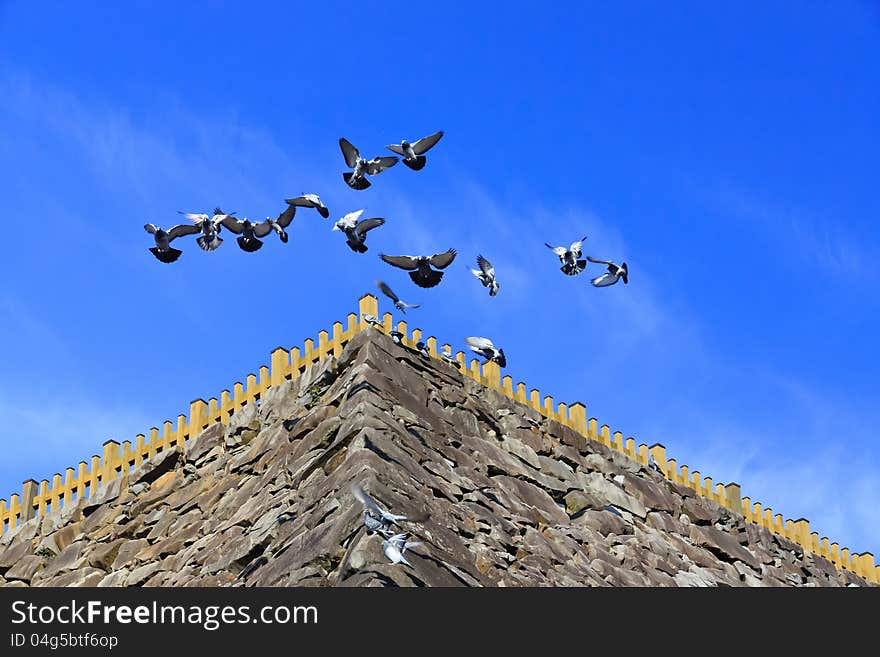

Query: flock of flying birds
[
  {"left": 144, "top": 129, "right": 632, "bottom": 573},
  {"left": 143, "top": 129, "right": 629, "bottom": 381}
]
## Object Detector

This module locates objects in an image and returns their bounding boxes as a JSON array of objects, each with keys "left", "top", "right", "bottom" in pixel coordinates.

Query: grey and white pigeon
[
  {"left": 286, "top": 194, "right": 329, "bottom": 219},
  {"left": 390, "top": 330, "right": 404, "bottom": 346},
  {"left": 545, "top": 236, "right": 588, "bottom": 276},
  {"left": 415, "top": 341, "right": 430, "bottom": 358},
  {"left": 587, "top": 257, "right": 628, "bottom": 286},
  {"left": 441, "top": 348, "right": 460, "bottom": 368},
  {"left": 471, "top": 254, "right": 500, "bottom": 296},
  {"left": 380, "top": 249, "right": 457, "bottom": 288},
  {"left": 144, "top": 222, "right": 200, "bottom": 263},
  {"left": 219, "top": 215, "right": 273, "bottom": 252},
  {"left": 382, "top": 533, "right": 424, "bottom": 566},
  {"left": 339, "top": 138, "right": 399, "bottom": 190},
  {"left": 177, "top": 206, "right": 231, "bottom": 252},
  {"left": 362, "top": 313, "right": 384, "bottom": 328},
  {"left": 260, "top": 201, "right": 298, "bottom": 243},
  {"left": 647, "top": 453, "right": 663, "bottom": 475},
  {"left": 386, "top": 131, "right": 444, "bottom": 171},
  {"left": 333, "top": 209, "right": 385, "bottom": 253},
  {"left": 351, "top": 484, "right": 407, "bottom": 536},
  {"left": 464, "top": 336, "right": 506, "bottom": 367},
  {"left": 377, "top": 279, "right": 420, "bottom": 313}
]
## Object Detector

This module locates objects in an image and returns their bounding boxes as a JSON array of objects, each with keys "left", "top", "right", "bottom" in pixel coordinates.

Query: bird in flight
[
  {"left": 386, "top": 130, "right": 444, "bottom": 171},
  {"left": 262, "top": 201, "right": 298, "bottom": 243},
  {"left": 333, "top": 209, "right": 385, "bottom": 253},
  {"left": 586, "top": 257, "right": 628, "bottom": 287},
  {"left": 219, "top": 216, "right": 273, "bottom": 252},
  {"left": 380, "top": 248, "right": 457, "bottom": 288},
  {"left": 382, "top": 533, "right": 424, "bottom": 566},
  {"left": 339, "top": 138, "right": 398, "bottom": 190},
  {"left": 286, "top": 194, "right": 330, "bottom": 219},
  {"left": 177, "top": 206, "right": 231, "bottom": 252},
  {"left": 471, "top": 254, "right": 500, "bottom": 296},
  {"left": 377, "top": 279, "right": 420, "bottom": 313},
  {"left": 144, "top": 222, "right": 200, "bottom": 263},
  {"left": 351, "top": 483, "right": 407, "bottom": 537},
  {"left": 464, "top": 336, "right": 507, "bottom": 367},
  {"left": 545, "top": 236, "right": 588, "bottom": 276}
]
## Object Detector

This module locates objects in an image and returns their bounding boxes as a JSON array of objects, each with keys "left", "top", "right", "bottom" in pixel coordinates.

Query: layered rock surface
[{"left": 0, "top": 328, "right": 872, "bottom": 587}]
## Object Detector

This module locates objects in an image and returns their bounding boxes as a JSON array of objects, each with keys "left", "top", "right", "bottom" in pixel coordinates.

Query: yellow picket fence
[{"left": 1, "top": 294, "right": 876, "bottom": 584}]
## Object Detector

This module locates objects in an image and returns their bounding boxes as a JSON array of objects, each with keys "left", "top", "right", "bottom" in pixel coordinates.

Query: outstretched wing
[
  {"left": 476, "top": 254, "right": 494, "bottom": 279},
  {"left": 586, "top": 256, "right": 614, "bottom": 267},
  {"left": 545, "top": 243, "right": 567, "bottom": 257},
  {"left": 339, "top": 209, "right": 365, "bottom": 229},
  {"left": 286, "top": 194, "right": 317, "bottom": 208},
  {"left": 377, "top": 280, "right": 400, "bottom": 303},
  {"left": 365, "top": 156, "right": 399, "bottom": 175},
  {"left": 167, "top": 223, "right": 201, "bottom": 240},
  {"left": 570, "top": 236, "right": 587, "bottom": 255},
  {"left": 380, "top": 254, "right": 420, "bottom": 271},
  {"left": 411, "top": 130, "right": 444, "bottom": 155},
  {"left": 275, "top": 203, "right": 296, "bottom": 228},
  {"left": 385, "top": 143, "right": 406, "bottom": 156},
  {"left": 339, "top": 137, "right": 360, "bottom": 168},
  {"left": 355, "top": 217, "right": 385, "bottom": 238},
  {"left": 351, "top": 484, "right": 386, "bottom": 517},
  {"left": 253, "top": 220, "right": 274, "bottom": 238},
  {"left": 220, "top": 215, "right": 245, "bottom": 234},
  {"left": 428, "top": 248, "right": 457, "bottom": 269},
  {"left": 464, "top": 336, "right": 495, "bottom": 351},
  {"left": 178, "top": 211, "right": 209, "bottom": 224}
]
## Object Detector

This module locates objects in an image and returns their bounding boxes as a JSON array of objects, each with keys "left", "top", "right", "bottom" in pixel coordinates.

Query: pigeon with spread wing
[
  {"left": 144, "top": 222, "right": 200, "bottom": 263},
  {"left": 339, "top": 137, "right": 398, "bottom": 190},
  {"left": 380, "top": 248, "right": 457, "bottom": 288},
  {"left": 386, "top": 130, "right": 444, "bottom": 171}
]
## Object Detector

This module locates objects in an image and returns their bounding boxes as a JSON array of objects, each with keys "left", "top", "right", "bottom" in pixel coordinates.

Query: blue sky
[{"left": 1, "top": 2, "right": 878, "bottom": 557}]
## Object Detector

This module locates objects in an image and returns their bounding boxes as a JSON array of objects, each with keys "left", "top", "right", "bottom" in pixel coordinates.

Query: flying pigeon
[
  {"left": 382, "top": 533, "right": 424, "bottom": 567},
  {"left": 286, "top": 193, "right": 330, "bottom": 219},
  {"left": 377, "top": 279, "right": 420, "bottom": 313},
  {"left": 362, "top": 313, "right": 384, "bottom": 328},
  {"left": 386, "top": 130, "right": 444, "bottom": 171},
  {"left": 587, "top": 257, "right": 628, "bottom": 286},
  {"left": 260, "top": 201, "right": 298, "bottom": 244},
  {"left": 144, "top": 222, "right": 200, "bottom": 263},
  {"left": 219, "top": 215, "right": 273, "bottom": 252},
  {"left": 380, "top": 249, "right": 457, "bottom": 288},
  {"left": 545, "top": 236, "right": 588, "bottom": 276},
  {"left": 415, "top": 341, "right": 431, "bottom": 358},
  {"left": 339, "top": 137, "right": 398, "bottom": 190},
  {"left": 464, "top": 336, "right": 506, "bottom": 367},
  {"left": 471, "top": 254, "right": 500, "bottom": 296},
  {"left": 351, "top": 484, "right": 407, "bottom": 536},
  {"left": 333, "top": 209, "right": 385, "bottom": 253},
  {"left": 177, "top": 206, "right": 232, "bottom": 252}
]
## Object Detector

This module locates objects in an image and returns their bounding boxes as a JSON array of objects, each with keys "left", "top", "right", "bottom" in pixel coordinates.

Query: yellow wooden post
[
  {"left": 588, "top": 418, "right": 600, "bottom": 442},
  {"left": 62, "top": 468, "right": 75, "bottom": 507},
  {"left": 102, "top": 440, "right": 120, "bottom": 485},
  {"left": 258, "top": 366, "right": 270, "bottom": 395},
  {"left": 160, "top": 420, "right": 173, "bottom": 451},
  {"left": 427, "top": 337, "right": 438, "bottom": 357},
  {"left": 359, "top": 294, "right": 379, "bottom": 323},
  {"left": 9, "top": 494, "right": 20, "bottom": 528},
  {"left": 411, "top": 328, "right": 422, "bottom": 347},
  {"left": 820, "top": 537, "right": 831, "bottom": 560},
  {"left": 638, "top": 444, "right": 649, "bottom": 465},
  {"left": 785, "top": 519, "right": 796, "bottom": 540},
  {"left": 50, "top": 473, "right": 63, "bottom": 512},
  {"left": 702, "top": 477, "right": 713, "bottom": 500},
  {"left": 303, "top": 338, "right": 315, "bottom": 365},
  {"left": 21, "top": 479, "right": 37, "bottom": 522},
  {"left": 794, "top": 519, "right": 811, "bottom": 553},
  {"left": 680, "top": 465, "right": 690, "bottom": 489},
  {"left": 483, "top": 361, "right": 501, "bottom": 389},
  {"left": 208, "top": 397, "right": 219, "bottom": 423},
  {"left": 569, "top": 403, "right": 587, "bottom": 435},
  {"left": 667, "top": 459, "right": 678, "bottom": 484},
  {"left": 245, "top": 374, "right": 258, "bottom": 404},
  {"left": 542, "top": 395, "right": 555, "bottom": 420},
  {"left": 332, "top": 321, "right": 344, "bottom": 356},
  {"left": 649, "top": 444, "right": 667, "bottom": 475},
  {"left": 271, "top": 347, "right": 289, "bottom": 385},
  {"left": 502, "top": 375, "right": 514, "bottom": 397},
  {"left": 0, "top": 499, "right": 7, "bottom": 531},
  {"left": 529, "top": 389, "right": 541, "bottom": 411},
  {"left": 557, "top": 402, "right": 569, "bottom": 427},
  {"left": 763, "top": 508, "right": 773, "bottom": 530},
  {"left": 76, "top": 461, "right": 88, "bottom": 502},
  {"left": 232, "top": 382, "right": 244, "bottom": 410},
  {"left": 175, "top": 414, "right": 187, "bottom": 449},
  {"left": 346, "top": 312, "right": 358, "bottom": 337},
  {"left": 289, "top": 348, "right": 301, "bottom": 377},
  {"left": 860, "top": 553, "right": 876, "bottom": 583},
  {"left": 36, "top": 480, "right": 49, "bottom": 517},
  {"left": 456, "top": 351, "right": 466, "bottom": 370},
  {"left": 600, "top": 425, "right": 612, "bottom": 447},
  {"left": 189, "top": 399, "right": 208, "bottom": 437},
  {"left": 625, "top": 437, "right": 636, "bottom": 458},
  {"left": 318, "top": 330, "right": 330, "bottom": 359},
  {"left": 382, "top": 313, "right": 394, "bottom": 334},
  {"left": 841, "top": 548, "right": 852, "bottom": 571},
  {"left": 220, "top": 389, "right": 232, "bottom": 419},
  {"left": 752, "top": 502, "right": 763, "bottom": 527},
  {"left": 612, "top": 430, "right": 624, "bottom": 452},
  {"left": 469, "top": 359, "right": 481, "bottom": 381},
  {"left": 515, "top": 382, "right": 527, "bottom": 404}
]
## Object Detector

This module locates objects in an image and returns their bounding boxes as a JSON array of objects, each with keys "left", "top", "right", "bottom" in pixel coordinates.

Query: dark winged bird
[
  {"left": 470, "top": 254, "right": 500, "bottom": 296},
  {"left": 262, "top": 201, "right": 298, "bottom": 243},
  {"left": 380, "top": 248, "right": 457, "bottom": 288},
  {"left": 464, "top": 336, "right": 506, "bottom": 367},
  {"left": 545, "top": 236, "right": 588, "bottom": 276},
  {"left": 286, "top": 193, "right": 330, "bottom": 219},
  {"left": 333, "top": 209, "right": 385, "bottom": 253},
  {"left": 219, "top": 216, "right": 272, "bottom": 252},
  {"left": 415, "top": 341, "right": 431, "bottom": 358},
  {"left": 587, "top": 256, "right": 628, "bottom": 287},
  {"left": 177, "top": 206, "right": 231, "bottom": 252},
  {"left": 339, "top": 137, "right": 398, "bottom": 190},
  {"left": 144, "top": 222, "right": 200, "bottom": 263},
  {"left": 351, "top": 483, "right": 407, "bottom": 536},
  {"left": 386, "top": 130, "right": 444, "bottom": 171},
  {"left": 377, "top": 279, "right": 420, "bottom": 313}
]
